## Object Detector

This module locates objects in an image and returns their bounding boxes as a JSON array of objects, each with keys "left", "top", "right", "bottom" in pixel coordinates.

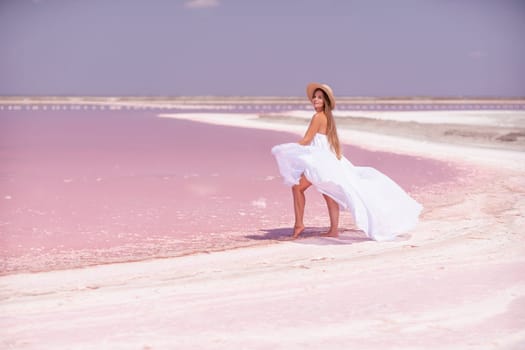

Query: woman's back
[{"left": 315, "top": 112, "right": 328, "bottom": 135}]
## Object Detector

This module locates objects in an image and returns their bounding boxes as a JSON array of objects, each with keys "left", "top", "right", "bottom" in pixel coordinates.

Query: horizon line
[{"left": 1, "top": 95, "right": 525, "bottom": 101}]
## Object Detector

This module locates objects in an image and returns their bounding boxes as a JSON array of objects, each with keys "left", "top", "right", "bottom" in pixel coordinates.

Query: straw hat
[{"left": 306, "top": 82, "right": 336, "bottom": 110}]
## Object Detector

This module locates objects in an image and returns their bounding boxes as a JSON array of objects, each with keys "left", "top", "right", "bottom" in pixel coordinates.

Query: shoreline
[
  {"left": 159, "top": 112, "right": 525, "bottom": 171},
  {"left": 1, "top": 108, "right": 523, "bottom": 275},
  {"left": 259, "top": 110, "right": 525, "bottom": 152},
  {"left": 1, "top": 108, "right": 467, "bottom": 276}
]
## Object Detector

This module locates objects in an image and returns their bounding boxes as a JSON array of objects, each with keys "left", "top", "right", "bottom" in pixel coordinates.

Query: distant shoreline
[{"left": 1, "top": 96, "right": 524, "bottom": 105}]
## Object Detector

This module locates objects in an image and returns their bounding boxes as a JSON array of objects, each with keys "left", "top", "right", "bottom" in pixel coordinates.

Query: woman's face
[{"left": 312, "top": 89, "right": 325, "bottom": 111}]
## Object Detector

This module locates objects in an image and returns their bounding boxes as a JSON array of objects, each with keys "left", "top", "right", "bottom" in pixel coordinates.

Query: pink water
[{"left": 0, "top": 109, "right": 461, "bottom": 274}]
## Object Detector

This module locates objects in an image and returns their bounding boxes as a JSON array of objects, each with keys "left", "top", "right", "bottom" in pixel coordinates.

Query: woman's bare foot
[
  {"left": 321, "top": 230, "right": 339, "bottom": 238},
  {"left": 292, "top": 225, "right": 305, "bottom": 239}
]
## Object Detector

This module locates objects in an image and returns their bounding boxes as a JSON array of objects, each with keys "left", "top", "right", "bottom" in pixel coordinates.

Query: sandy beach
[{"left": 1, "top": 99, "right": 524, "bottom": 349}]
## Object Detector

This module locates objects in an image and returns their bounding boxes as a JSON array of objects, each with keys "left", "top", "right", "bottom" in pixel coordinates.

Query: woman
[{"left": 271, "top": 82, "right": 422, "bottom": 241}]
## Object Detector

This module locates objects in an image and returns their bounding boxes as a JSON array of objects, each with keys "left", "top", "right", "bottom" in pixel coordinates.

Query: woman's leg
[
  {"left": 291, "top": 175, "right": 311, "bottom": 238},
  {"left": 321, "top": 194, "right": 340, "bottom": 237}
]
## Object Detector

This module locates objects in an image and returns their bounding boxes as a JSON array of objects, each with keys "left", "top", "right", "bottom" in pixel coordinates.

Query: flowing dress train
[{"left": 271, "top": 133, "right": 423, "bottom": 241}]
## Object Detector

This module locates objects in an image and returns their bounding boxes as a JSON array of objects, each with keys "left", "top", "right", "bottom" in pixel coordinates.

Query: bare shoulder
[
  {"left": 312, "top": 111, "right": 327, "bottom": 121},
  {"left": 312, "top": 112, "right": 328, "bottom": 126}
]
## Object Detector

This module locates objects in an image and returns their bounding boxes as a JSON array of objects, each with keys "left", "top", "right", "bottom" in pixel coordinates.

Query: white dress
[{"left": 271, "top": 133, "right": 423, "bottom": 241}]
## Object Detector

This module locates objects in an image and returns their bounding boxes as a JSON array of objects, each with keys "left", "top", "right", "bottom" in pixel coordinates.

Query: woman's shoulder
[
  {"left": 311, "top": 112, "right": 328, "bottom": 125},
  {"left": 312, "top": 111, "right": 327, "bottom": 119}
]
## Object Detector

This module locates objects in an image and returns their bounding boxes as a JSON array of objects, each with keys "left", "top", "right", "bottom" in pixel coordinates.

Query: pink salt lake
[{"left": 0, "top": 108, "right": 460, "bottom": 274}]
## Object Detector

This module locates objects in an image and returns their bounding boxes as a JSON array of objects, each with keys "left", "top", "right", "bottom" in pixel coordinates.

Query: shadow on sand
[{"left": 246, "top": 227, "right": 371, "bottom": 245}]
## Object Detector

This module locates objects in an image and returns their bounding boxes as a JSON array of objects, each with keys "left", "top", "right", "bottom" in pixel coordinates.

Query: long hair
[{"left": 316, "top": 88, "right": 342, "bottom": 159}]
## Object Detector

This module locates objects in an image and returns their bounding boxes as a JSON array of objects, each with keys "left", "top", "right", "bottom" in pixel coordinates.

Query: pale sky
[{"left": 1, "top": 0, "right": 524, "bottom": 97}]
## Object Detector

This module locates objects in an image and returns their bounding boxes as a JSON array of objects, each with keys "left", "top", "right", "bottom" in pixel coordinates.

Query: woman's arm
[{"left": 298, "top": 113, "right": 323, "bottom": 145}]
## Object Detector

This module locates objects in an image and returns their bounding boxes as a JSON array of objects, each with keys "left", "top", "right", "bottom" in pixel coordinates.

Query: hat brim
[{"left": 306, "top": 82, "right": 336, "bottom": 110}]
